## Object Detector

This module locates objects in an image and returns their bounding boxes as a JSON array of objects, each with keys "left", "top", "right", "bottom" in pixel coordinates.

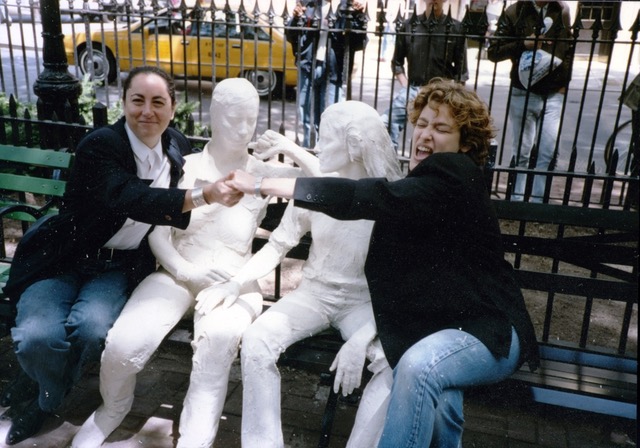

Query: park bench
[
  {"left": 489, "top": 200, "right": 638, "bottom": 421},
  {"left": 0, "top": 143, "right": 75, "bottom": 336},
  {"left": 238, "top": 198, "right": 639, "bottom": 445},
  {"left": 1, "top": 144, "right": 637, "bottom": 446}
]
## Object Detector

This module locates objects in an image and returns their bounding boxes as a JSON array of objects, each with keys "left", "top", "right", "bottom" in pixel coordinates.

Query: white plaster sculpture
[
  {"left": 72, "top": 78, "right": 314, "bottom": 448},
  {"left": 196, "top": 100, "right": 404, "bottom": 448}
]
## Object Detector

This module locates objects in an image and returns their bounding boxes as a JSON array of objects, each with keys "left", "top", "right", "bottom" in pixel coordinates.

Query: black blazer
[
  {"left": 292, "top": 153, "right": 539, "bottom": 370},
  {"left": 4, "top": 117, "right": 192, "bottom": 301}
]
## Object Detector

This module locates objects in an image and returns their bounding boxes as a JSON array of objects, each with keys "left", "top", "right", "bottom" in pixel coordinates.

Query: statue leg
[
  {"left": 72, "top": 271, "right": 192, "bottom": 448},
  {"left": 346, "top": 338, "right": 392, "bottom": 448},
  {"left": 177, "top": 292, "right": 263, "bottom": 448},
  {"left": 241, "top": 287, "right": 330, "bottom": 448},
  {"left": 333, "top": 303, "right": 392, "bottom": 448}
]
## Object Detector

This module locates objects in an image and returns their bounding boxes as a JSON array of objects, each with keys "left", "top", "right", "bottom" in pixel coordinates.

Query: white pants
[
  {"left": 240, "top": 279, "right": 392, "bottom": 448},
  {"left": 72, "top": 269, "right": 262, "bottom": 448}
]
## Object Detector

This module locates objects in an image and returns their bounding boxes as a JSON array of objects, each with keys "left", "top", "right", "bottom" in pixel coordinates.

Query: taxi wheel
[
  {"left": 242, "top": 70, "right": 282, "bottom": 98},
  {"left": 78, "top": 43, "right": 117, "bottom": 85}
]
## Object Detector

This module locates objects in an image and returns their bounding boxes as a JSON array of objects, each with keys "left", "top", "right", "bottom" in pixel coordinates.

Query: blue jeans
[
  {"left": 11, "top": 260, "right": 129, "bottom": 412},
  {"left": 377, "top": 327, "right": 520, "bottom": 448},
  {"left": 509, "top": 88, "right": 563, "bottom": 202},
  {"left": 381, "top": 85, "right": 419, "bottom": 151},
  {"left": 298, "top": 67, "right": 343, "bottom": 148}
]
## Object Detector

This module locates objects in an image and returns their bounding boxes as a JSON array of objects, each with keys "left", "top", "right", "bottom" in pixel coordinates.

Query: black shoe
[
  {"left": 0, "top": 371, "right": 39, "bottom": 408},
  {"left": 5, "top": 399, "right": 49, "bottom": 445}
]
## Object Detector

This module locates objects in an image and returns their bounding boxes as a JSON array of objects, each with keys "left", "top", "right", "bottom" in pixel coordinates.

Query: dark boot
[
  {"left": 5, "top": 399, "right": 50, "bottom": 445},
  {"left": 0, "top": 371, "right": 39, "bottom": 408}
]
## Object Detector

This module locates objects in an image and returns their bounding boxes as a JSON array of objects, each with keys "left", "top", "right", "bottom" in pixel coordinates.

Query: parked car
[
  {"left": 59, "top": 0, "right": 180, "bottom": 23},
  {"left": 63, "top": 10, "right": 297, "bottom": 97}
]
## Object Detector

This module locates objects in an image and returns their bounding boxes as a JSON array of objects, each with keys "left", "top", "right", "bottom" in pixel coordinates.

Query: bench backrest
[
  {"left": 493, "top": 200, "right": 639, "bottom": 370},
  {"left": 0, "top": 144, "right": 74, "bottom": 221}
]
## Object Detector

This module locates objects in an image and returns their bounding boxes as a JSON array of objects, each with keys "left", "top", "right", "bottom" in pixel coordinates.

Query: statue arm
[
  {"left": 195, "top": 202, "right": 308, "bottom": 313},
  {"left": 149, "top": 224, "right": 231, "bottom": 292},
  {"left": 249, "top": 130, "right": 322, "bottom": 177}
]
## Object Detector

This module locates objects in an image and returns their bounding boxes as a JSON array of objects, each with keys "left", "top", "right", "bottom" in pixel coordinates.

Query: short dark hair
[
  {"left": 408, "top": 78, "right": 495, "bottom": 166},
  {"left": 122, "top": 66, "right": 176, "bottom": 105}
]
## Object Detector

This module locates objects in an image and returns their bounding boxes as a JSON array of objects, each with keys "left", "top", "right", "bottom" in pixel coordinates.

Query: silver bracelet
[
  {"left": 191, "top": 187, "right": 208, "bottom": 208},
  {"left": 254, "top": 176, "right": 265, "bottom": 199}
]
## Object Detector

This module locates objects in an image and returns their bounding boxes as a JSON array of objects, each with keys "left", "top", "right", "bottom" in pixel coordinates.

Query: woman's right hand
[{"left": 205, "top": 175, "right": 245, "bottom": 206}]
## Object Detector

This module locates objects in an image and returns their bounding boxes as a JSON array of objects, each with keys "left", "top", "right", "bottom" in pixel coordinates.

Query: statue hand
[
  {"left": 248, "top": 130, "right": 299, "bottom": 160},
  {"left": 329, "top": 337, "right": 367, "bottom": 396},
  {"left": 195, "top": 280, "right": 241, "bottom": 315},
  {"left": 177, "top": 263, "right": 231, "bottom": 294}
]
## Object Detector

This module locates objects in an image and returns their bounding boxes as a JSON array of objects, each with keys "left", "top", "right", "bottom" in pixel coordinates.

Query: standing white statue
[
  {"left": 72, "top": 78, "right": 316, "bottom": 448},
  {"left": 196, "top": 100, "right": 403, "bottom": 448}
]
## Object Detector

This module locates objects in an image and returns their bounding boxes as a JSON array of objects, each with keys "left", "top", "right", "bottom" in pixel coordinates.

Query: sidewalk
[{"left": 0, "top": 332, "right": 636, "bottom": 448}]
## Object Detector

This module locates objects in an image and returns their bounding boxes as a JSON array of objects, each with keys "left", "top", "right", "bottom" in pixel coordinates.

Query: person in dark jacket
[
  {"left": 225, "top": 78, "right": 540, "bottom": 447},
  {"left": 286, "top": 0, "right": 367, "bottom": 148},
  {"left": 488, "top": 1, "right": 573, "bottom": 202},
  {"left": 0, "top": 66, "right": 242, "bottom": 445},
  {"left": 381, "top": 0, "right": 468, "bottom": 150}
]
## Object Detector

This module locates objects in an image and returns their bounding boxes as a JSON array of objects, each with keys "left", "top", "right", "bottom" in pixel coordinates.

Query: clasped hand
[
  {"left": 195, "top": 280, "right": 241, "bottom": 315},
  {"left": 211, "top": 174, "right": 245, "bottom": 206}
]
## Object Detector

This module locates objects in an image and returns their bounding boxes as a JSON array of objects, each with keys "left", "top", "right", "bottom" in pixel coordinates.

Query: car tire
[
  {"left": 77, "top": 43, "right": 117, "bottom": 85},
  {"left": 242, "top": 69, "right": 282, "bottom": 98}
]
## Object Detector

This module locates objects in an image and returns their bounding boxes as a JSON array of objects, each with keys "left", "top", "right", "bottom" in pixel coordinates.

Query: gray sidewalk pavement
[{"left": 0, "top": 332, "right": 636, "bottom": 448}]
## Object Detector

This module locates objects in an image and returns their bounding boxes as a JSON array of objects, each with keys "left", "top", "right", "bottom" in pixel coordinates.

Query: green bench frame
[{"left": 0, "top": 144, "right": 75, "bottom": 335}]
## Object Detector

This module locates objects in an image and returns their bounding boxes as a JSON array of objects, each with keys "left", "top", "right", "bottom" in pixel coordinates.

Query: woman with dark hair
[
  {"left": 226, "top": 78, "right": 539, "bottom": 447},
  {"left": 1, "top": 66, "right": 242, "bottom": 445}
]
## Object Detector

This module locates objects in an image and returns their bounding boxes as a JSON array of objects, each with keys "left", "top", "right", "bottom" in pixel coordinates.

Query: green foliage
[
  {"left": 1, "top": 76, "right": 207, "bottom": 148},
  {"left": 0, "top": 92, "right": 39, "bottom": 145},
  {"left": 174, "top": 100, "right": 209, "bottom": 137}
]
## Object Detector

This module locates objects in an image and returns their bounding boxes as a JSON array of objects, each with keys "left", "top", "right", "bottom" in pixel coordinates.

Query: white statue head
[
  {"left": 318, "top": 101, "right": 403, "bottom": 181},
  {"left": 209, "top": 78, "right": 260, "bottom": 147}
]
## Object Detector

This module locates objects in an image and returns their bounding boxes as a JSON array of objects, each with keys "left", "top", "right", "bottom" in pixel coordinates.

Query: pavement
[{"left": 0, "top": 329, "right": 637, "bottom": 448}]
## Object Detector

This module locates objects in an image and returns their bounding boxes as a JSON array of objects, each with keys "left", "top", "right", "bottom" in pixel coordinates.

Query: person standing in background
[
  {"left": 488, "top": 0, "right": 573, "bottom": 202},
  {"left": 381, "top": 0, "right": 468, "bottom": 151},
  {"left": 286, "top": 0, "right": 368, "bottom": 148}
]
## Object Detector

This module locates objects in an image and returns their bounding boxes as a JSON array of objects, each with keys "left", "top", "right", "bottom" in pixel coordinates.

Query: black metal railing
[{"left": 1, "top": 0, "right": 639, "bottom": 202}]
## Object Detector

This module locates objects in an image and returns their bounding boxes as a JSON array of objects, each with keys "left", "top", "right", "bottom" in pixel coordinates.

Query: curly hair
[{"left": 408, "top": 78, "right": 495, "bottom": 166}]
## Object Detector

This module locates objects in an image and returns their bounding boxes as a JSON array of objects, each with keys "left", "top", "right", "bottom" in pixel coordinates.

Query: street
[{"left": 0, "top": 17, "right": 635, "bottom": 174}]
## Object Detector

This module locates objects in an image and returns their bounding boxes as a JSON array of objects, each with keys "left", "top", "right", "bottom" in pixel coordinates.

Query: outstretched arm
[
  {"left": 249, "top": 130, "right": 322, "bottom": 177},
  {"left": 226, "top": 169, "right": 297, "bottom": 199}
]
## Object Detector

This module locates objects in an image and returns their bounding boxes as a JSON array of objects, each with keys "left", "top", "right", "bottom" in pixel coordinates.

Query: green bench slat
[
  {"left": 0, "top": 173, "right": 68, "bottom": 197},
  {"left": 0, "top": 145, "right": 74, "bottom": 169}
]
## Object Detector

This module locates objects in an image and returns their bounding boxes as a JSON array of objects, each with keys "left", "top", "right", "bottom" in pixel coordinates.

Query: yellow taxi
[{"left": 63, "top": 10, "right": 297, "bottom": 97}]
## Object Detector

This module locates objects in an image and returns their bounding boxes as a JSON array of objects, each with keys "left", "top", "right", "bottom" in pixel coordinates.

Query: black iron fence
[{"left": 0, "top": 0, "right": 639, "bottom": 207}]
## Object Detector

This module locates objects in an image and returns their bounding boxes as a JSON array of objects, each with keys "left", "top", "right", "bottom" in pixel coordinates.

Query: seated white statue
[
  {"left": 196, "top": 100, "right": 403, "bottom": 448},
  {"left": 72, "top": 78, "right": 317, "bottom": 448}
]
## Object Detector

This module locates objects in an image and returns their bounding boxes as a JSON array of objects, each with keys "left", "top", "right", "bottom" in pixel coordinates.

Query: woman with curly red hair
[{"left": 227, "top": 78, "right": 539, "bottom": 447}]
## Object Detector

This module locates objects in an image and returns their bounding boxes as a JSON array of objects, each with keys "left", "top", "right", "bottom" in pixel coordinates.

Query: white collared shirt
[{"left": 103, "top": 123, "right": 172, "bottom": 250}]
